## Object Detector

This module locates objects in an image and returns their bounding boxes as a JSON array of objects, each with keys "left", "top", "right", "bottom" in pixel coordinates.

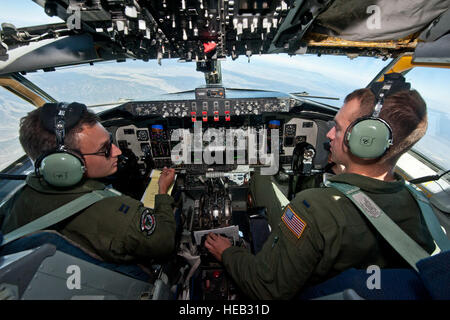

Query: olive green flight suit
[
  {"left": 1, "top": 174, "right": 176, "bottom": 264},
  {"left": 223, "top": 173, "right": 435, "bottom": 299}
]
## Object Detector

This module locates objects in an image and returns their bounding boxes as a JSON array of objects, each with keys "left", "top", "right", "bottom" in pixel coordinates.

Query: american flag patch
[{"left": 282, "top": 205, "right": 307, "bottom": 239}]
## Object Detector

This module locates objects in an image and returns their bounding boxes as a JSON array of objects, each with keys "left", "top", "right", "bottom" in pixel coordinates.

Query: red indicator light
[{"left": 203, "top": 42, "right": 217, "bottom": 53}]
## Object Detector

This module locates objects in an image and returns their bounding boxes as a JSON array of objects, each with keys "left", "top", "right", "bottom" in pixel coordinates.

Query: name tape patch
[
  {"left": 352, "top": 192, "right": 382, "bottom": 218},
  {"left": 282, "top": 205, "right": 307, "bottom": 239}
]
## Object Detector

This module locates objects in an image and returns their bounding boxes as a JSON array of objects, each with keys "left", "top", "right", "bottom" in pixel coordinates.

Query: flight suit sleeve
[
  {"left": 79, "top": 194, "right": 176, "bottom": 263},
  {"left": 221, "top": 202, "right": 324, "bottom": 299},
  {"left": 249, "top": 172, "right": 283, "bottom": 228},
  {"left": 123, "top": 194, "right": 176, "bottom": 261}
]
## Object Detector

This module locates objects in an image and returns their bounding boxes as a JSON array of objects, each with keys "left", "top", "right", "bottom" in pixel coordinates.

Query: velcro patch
[
  {"left": 140, "top": 208, "right": 156, "bottom": 236},
  {"left": 281, "top": 205, "right": 307, "bottom": 239}
]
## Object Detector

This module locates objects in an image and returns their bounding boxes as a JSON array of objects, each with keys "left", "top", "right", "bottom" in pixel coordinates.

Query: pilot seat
[{"left": 0, "top": 230, "right": 173, "bottom": 300}]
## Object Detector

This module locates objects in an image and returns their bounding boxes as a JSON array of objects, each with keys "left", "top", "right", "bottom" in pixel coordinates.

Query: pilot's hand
[
  {"left": 158, "top": 167, "right": 175, "bottom": 194},
  {"left": 204, "top": 233, "right": 232, "bottom": 262}
]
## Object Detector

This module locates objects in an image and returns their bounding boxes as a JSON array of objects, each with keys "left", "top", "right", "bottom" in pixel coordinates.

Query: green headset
[
  {"left": 344, "top": 73, "right": 411, "bottom": 159},
  {"left": 34, "top": 102, "right": 87, "bottom": 187}
]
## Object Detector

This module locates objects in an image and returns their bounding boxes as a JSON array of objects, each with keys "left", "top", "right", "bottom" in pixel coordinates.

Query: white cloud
[
  {"left": 239, "top": 54, "right": 387, "bottom": 87},
  {"left": 0, "top": 15, "right": 63, "bottom": 28},
  {"left": 46, "top": 61, "right": 205, "bottom": 94}
]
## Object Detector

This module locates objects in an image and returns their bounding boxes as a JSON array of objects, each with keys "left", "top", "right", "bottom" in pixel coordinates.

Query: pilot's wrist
[
  {"left": 158, "top": 188, "right": 167, "bottom": 194},
  {"left": 158, "top": 185, "right": 170, "bottom": 194},
  {"left": 221, "top": 245, "right": 240, "bottom": 265}
]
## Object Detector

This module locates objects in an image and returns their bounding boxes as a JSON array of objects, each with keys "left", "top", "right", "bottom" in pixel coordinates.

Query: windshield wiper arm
[
  {"left": 87, "top": 98, "right": 134, "bottom": 108},
  {"left": 291, "top": 92, "right": 340, "bottom": 100}
]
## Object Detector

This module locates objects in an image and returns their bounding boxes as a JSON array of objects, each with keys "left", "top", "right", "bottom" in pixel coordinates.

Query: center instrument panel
[
  {"left": 115, "top": 118, "right": 320, "bottom": 169},
  {"left": 110, "top": 87, "right": 330, "bottom": 175},
  {"left": 105, "top": 88, "right": 333, "bottom": 300}
]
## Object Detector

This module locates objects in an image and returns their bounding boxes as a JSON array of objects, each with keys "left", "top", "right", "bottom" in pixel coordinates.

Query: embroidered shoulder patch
[
  {"left": 281, "top": 205, "right": 307, "bottom": 239},
  {"left": 140, "top": 208, "right": 156, "bottom": 236}
]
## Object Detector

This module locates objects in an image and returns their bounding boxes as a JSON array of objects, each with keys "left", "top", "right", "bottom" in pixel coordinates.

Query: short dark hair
[
  {"left": 344, "top": 88, "right": 427, "bottom": 165},
  {"left": 19, "top": 103, "right": 99, "bottom": 161}
]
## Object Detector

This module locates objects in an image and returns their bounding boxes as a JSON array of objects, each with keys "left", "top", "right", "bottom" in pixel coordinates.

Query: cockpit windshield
[
  {"left": 0, "top": 52, "right": 390, "bottom": 172},
  {"left": 404, "top": 67, "right": 450, "bottom": 170},
  {"left": 23, "top": 54, "right": 389, "bottom": 107},
  {"left": 1, "top": 54, "right": 450, "bottom": 172}
]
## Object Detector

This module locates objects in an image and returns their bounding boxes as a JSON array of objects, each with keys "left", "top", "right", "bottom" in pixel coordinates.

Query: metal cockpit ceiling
[{"left": 0, "top": 0, "right": 449, "bottom": 75}]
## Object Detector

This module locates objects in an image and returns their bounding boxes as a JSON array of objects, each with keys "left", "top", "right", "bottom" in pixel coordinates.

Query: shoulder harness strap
[
  {"left": 324, "top": 180, "right": 429, "bottom": 272},
  {"left": 404, "top": 183, "right": 450, "bottom": 252},
  {"left": 1, "top": 187, "right": 121, "bottom": 247}
]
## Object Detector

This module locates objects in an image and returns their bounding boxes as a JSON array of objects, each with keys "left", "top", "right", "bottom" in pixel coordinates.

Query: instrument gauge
[{"left": 136, "top": 130, "right": 149, "bottom": 141}]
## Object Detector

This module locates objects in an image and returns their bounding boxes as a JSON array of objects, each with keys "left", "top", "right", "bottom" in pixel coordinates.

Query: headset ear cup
[
  {"left": 346, "top": 118, "right": 392, "bottom": 159},
  {"left": 38, "top": 151, "right": 85, "bottom": 187},
  {"left": 344, "top": 122, "right": 354, "bottom": 149}
]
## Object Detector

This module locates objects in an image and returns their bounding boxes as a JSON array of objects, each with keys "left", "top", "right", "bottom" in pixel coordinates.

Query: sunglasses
[{"left": 81, "top": 132, "right": 114, "bottom": 158}]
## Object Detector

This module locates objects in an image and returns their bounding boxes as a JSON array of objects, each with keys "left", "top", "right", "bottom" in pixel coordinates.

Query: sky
[
  {"left": 0, "top": 0, "right": 63, "bottom": 27},
  {"left": 0, "top": 1, "right": 449, "bottom": 170}
]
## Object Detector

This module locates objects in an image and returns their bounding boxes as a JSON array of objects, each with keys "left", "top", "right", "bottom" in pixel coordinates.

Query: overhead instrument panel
[{"left": 2, "top": 0, "right": 423, "bottom": 76}]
